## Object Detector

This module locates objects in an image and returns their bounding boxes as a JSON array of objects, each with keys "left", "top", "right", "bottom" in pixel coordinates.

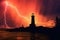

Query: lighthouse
[{"left": 29, "top": 13, "right": 36, "bottom": 32}]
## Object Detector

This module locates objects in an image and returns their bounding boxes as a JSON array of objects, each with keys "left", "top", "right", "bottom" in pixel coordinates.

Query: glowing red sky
[{"left": 0, "top": 0, "right": 55, "bottom": 28}]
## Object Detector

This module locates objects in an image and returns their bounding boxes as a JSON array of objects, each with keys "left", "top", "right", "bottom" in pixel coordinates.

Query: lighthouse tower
[{"left": 29, "top": 13, "right": 36, "bottom": 32}]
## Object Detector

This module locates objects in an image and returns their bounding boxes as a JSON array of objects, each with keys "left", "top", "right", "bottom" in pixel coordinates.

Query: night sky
[{"left": 0, "top": 0, "right": 60, "bottom": 28}]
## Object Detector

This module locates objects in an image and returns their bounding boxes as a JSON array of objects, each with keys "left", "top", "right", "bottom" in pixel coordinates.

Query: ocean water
[{"left": 0, "top": 31, "right": 49, "bottom": 40}]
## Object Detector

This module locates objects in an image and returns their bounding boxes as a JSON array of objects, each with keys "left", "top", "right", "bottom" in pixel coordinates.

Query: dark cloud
[
  {"left": 0, "top": 0, "right": 5, "bottom": 2},
  {"left": 39, "top": 0, "right": 60, "bottom": 17},
  {"left": 0, "top": 0, "right": 2, "bottom": 2},
  {"left": 0, "top": 4, "right": 5, "bottom": 25}
]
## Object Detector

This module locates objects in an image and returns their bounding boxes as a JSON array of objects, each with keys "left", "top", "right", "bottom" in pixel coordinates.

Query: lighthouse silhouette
[{"left": 29, "top": 13, "right": 36, "bottom": 32}]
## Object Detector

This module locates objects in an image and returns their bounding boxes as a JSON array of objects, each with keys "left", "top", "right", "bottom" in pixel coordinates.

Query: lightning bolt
[
  {"left": 3, "top": 1, "right": 10, "bottom": 28},
  {"left": 5, "top": 1, "right": 29, "bottom": 20},
  {"left": 3, "top": 2, "right": 7, "bottom": 28},
  {"left": 3, "top": 1, "right": 29, "bottom": 28}
]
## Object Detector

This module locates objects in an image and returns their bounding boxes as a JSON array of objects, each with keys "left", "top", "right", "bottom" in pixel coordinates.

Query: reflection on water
[{"left": 0, "top": 31, "right": 49, "bottom": 40}]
